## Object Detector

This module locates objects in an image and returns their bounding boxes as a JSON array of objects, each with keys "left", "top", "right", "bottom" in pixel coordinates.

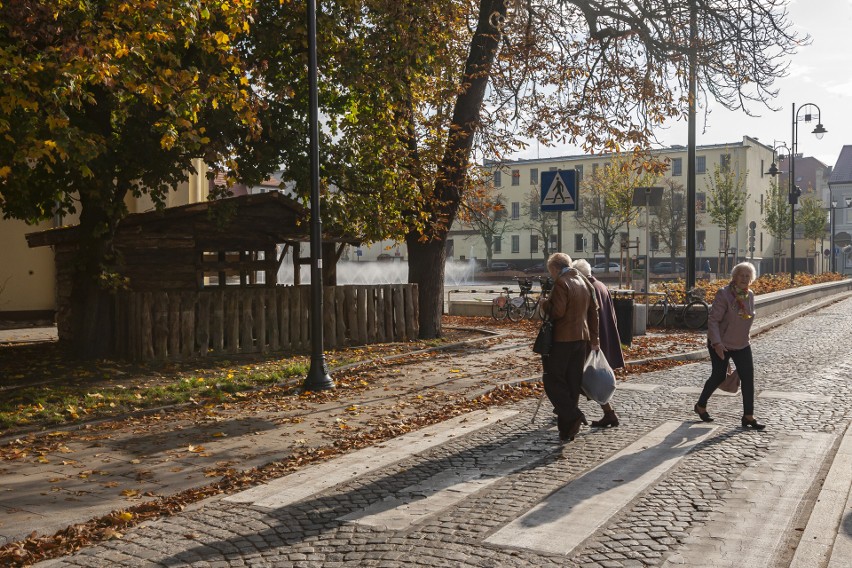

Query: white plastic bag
[{"left": 582, "top": 349, "right": 617, "bottom": 404}]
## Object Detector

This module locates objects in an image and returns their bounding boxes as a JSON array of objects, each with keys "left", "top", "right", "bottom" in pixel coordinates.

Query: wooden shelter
[{"left": 26, "top": 192, "right": 419, "bottom": 360}]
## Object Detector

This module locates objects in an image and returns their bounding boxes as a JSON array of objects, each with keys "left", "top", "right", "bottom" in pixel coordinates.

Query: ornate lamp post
[
  {"left": 789, "top": 103, "right": 827, "bottom": 284},
  {"left": 304, "top": 0, "right": 334, "bottom": 391}
]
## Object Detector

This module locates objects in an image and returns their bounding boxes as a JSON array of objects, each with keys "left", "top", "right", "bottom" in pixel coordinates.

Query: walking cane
[{"left": 531, "top": 376, "right": 547, "bottom": 424}]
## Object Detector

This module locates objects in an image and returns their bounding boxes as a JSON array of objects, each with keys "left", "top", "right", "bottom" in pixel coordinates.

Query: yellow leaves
[
  {"left": 118, "top": 511, "right": 134, "bottom": 522},
  {"left": 120, "top": 489, "right": 140, "bottom": 499},
  {"left": 213, "top": 31, "right": 230, "bottom": 46},
  {"left": 187, "top": 444, "right": 205, "bottom": 453},
  {"left": 66, "top": 405, "right": 79, "bottom": 419}
]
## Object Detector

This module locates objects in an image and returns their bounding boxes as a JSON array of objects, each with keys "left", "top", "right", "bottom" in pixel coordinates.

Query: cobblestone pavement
[{"left": 31, "top": 295, "right": 852, "bottom": 567}]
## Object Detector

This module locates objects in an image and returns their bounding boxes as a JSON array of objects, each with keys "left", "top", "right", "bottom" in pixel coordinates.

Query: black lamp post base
[{"left": 304, "top": 359, "right": 334, "bottom": 391}]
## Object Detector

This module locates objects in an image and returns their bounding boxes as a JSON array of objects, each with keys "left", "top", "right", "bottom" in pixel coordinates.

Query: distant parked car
[
  {"left": 591, "top": 262, "right": 622, "bottom": 274},
  {"left": 523, "top": 263, "right": 548, "bottom": 274},
  {"left": 652, "top": 261, "right": 685, "bottom": 274},
  {"left": 489, "top": 261, "right": 514, "bottom": 271}
]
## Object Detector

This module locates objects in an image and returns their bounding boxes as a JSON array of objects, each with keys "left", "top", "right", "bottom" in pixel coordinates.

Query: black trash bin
[{"left": 611, "top": 290, "right": 634, "bottom": 346}]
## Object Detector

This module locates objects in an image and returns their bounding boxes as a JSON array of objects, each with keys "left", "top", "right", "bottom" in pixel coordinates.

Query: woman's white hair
[
  {"left": 572, "top": 258, "right": 592, "bottom": 277},
  {"left": 731, "top": 261, "right": 757, "bottom": 284}
]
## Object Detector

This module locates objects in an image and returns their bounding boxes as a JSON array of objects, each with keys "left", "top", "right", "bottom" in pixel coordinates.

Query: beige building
[
  {"left": 0, "top": 158, "right": 209, "bottom": 321},
  {"left": 448, "top": 136, "right": 783, "bottom": 273}
]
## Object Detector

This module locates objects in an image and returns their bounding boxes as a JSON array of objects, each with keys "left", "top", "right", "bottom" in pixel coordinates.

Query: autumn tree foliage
[
  {"left": 575, "top": 155, "right": 658, "bottom": 267},
  {"left": 520, "top": 188, "right": 558, "bottom": 262},
  {"left": 762, "top": 178, "right": 792, "bottom": 272},
  {"left": 798, "top": 194, "right": 829, "bottom": 271},
  {"left": 0, "top": 0, "right": 269, "bottom": 355},
  {"left": 457, "top": 181, "right": 508, "bottom": 269},
  {"left": 649, "top": 179, "right": 695, "bottom": 268},
  {"left": 705, "top": 162, "right": 748, "bottom": 273}
]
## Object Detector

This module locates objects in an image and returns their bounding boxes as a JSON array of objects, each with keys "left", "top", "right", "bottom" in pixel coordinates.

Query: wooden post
[
  {"left": 240, "top": 292, "right": 254, "bottom": 352},
  {"left": 299, "top": 285, "right": 310, "bottom": 350},
  {"left": 357, "top": 285, "right": 368, "bottom": 344},
  {"left": 153, "top": 291, "right": 169, "bottom": 361},
  {"left": 280, "top": 286, "right": 291, "bottom": 349},
  {"left": 196, "top": 292, "right": 210, "bottom": 357},
  {"left": 226, "top": 291, "right": 240, "bottom": 354},
  {"left": 180, "top": 291, "right": 195, "bottom": 358},
  {"left": 335, "top": 286, "right": 346, "bottom": 345},
  {"left": 383, "top": 285, "right": 394, "bottom": 342},
  {"left": 269, "top": 287, "right": 280, "bottom": 352},
  {"left": 256, "top": 288, "right": 268, "bottom": 354},
  {"left": 168, "top": 292, "right": 181, "bottom": 357},
  {"left": 323, "top": 285, "right": 336, "bottom": 349},
  {"left": 211, "top": 289, "right": 225, "bottom": 353},
  {"left": 366, "top": 286, "right": 377, "bottom": 344},
  {"left": 141, "top": 292, "right": 154, "bottom": 361},
  {"left": 345, "top": 285, "right": 357, "bottom": 345}
]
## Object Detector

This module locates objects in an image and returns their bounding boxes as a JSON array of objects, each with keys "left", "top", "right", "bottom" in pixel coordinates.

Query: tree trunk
[
  {"left": 407, "top": 237, "right": 446, "bottom": 338},
  {"left": 69, "top": 199, "right": 118, "bottom": 358},
  {"left": 407, "top": 0, "right": 506, "bottom": 339}
]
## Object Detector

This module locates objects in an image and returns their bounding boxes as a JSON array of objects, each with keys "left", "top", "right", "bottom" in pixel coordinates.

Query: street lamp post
[
  {"left": 829, "top": 192, "right": 852, "bottom": 273},
  {"left": 765, "top": 142, "right": 791, "bottom": 275},
  {"left": 789, "top": 103, "right": 827, "bottom": 284}
]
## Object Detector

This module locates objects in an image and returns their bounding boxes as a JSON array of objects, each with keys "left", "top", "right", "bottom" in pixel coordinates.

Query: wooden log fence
[{"left": 113, "top": 284, "right": 419, "bottom": 362}]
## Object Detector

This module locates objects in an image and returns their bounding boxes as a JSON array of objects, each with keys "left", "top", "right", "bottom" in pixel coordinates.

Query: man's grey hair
[
  {"left": 572, "top": 258, "right": 592, "bottom": 277},
  {"left": 547, "top": 252, "right": 573, "bottom": 272}
]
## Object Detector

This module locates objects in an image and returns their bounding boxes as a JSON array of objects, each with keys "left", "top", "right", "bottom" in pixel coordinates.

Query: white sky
[{"left": 516, "top": 0, "right": 852, "bottom": 169}]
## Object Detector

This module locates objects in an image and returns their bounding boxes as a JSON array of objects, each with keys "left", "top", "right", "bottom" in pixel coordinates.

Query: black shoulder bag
[{"left": 532, "top": 316, "right": 553, "bottom": 355}]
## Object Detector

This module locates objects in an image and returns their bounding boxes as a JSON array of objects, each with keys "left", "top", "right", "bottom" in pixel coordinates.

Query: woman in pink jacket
[{"left": 694, "top": 262, "right": 765, "bottom": 430}]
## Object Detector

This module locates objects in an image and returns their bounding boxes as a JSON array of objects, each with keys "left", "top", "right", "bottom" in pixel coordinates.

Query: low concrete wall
[{"left": 447, "top": 278, "right": 852, "bottom": 326}]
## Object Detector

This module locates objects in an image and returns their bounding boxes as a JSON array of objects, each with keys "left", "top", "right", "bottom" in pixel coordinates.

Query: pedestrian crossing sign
[{"left": 540, "top": 170, "right": 578, "bottom": 212}]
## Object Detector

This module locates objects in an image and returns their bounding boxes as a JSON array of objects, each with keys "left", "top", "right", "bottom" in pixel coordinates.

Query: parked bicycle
[
  {"left": 491, "top": 277, "right": 553, "bottom": 321},
  {"left": 491, "top": 285, "right": 526, "bottom": 321},
  {"left": 649, "top": 287, "right": 709, "bottom": 329},
  {"left": 514, "top": 276, "right": 553, "bottom": 320}
]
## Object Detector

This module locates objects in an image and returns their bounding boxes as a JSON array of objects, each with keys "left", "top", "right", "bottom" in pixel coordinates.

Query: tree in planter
[
  {"left": 457, "top": 182, "right": 509, "bottom": 269},
  {"left": 762, "top": 178, "right": 792, "bottom": 273},
  {"left": 798, "top": 194, "right": 829, "bottom": 274},
  {"left": 706, "top": 162, "right": 748, "bottom": 274},
  {"left": 520, "top": 188, "right": 558, "bottom": 262},
  {"left": 0, "top": 1, "right": 266, "bottom": 356},
  {"left": 575, "top": 155, "right": 659, "bottom": 271}
]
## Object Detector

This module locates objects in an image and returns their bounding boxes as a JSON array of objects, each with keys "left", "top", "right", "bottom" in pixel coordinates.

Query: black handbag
[{"left": 532, "top": 318, "right": 553, "bottom": 355}]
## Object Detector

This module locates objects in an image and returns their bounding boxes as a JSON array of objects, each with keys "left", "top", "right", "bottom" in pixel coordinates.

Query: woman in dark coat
[{"left": 573, "top": 259, "right": 623, "bottom": 427}]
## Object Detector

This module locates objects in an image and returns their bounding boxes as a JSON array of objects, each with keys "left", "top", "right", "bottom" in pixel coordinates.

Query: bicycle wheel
[
  {"left": 683, "top": 300, "right": 709, "bottom": 329},
  {"left": 492, "top": 296, "right": 509, "bottom": 320},
  {"left": 649, "top": 299, "right": 668, "bottom": 327},
  {"left": 523, "top": 297, "right": 537, "bottom": 319},
  {"left": 507, "top": 297, "right": 526, "bottom": 322}
]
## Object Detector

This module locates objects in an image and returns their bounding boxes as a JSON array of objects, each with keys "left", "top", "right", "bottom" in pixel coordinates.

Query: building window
[
  {"left": 760, "top": 159, "right": 764, "bottom": 178},
  {"left": 720, "top": 153, "right": 731, "bottom": 172},
  {"left": 494, "top": 236, "right": 502, "bottom": 253},
  {"left": 549, "top": 234, "right": 557, "bottom": 251},
  {"left": 511, "top": 202, "right": 520, "bottom": 220},
  {"left": 530, "top": 168, "right": 538, "bottom": 185},
  {"left": 493, "top": 170, "right": 502, "bottom": 187},
  {"left": 672, "top": 157, "right": 683, "bottom": 176},
  {"left": 760, "top": 233, "right": 763, "bottom": 251},
  {"left": 592, "top": 163, "right": 599, "bottom": 175},
  {"left": 530, "top": 235, "right": 538, "bottom": 254},
  {"left": 759, "top": 194, "right": 764, "bottom": 214},
  {"left": 549, "top": 166, "right": 558, "bottom": 171},
  {"left": 620, "top": 232, "right": 629, "bottom": 248},
  {"left": 530, "top": 201, "right": 540, "bottom": 220},
  {"left": 574, "top": 233, "right": 584, "bottom": 252},
  {"left": 696, "top": 191, "right": 706, "bottom": 213},
  {"left": 511, "top": 235, "right": 520, "bottom": 253},
  {"left": 511, "top": 169, "right": 520, "bottom": 186},
  {"left": 719, "top": 229, "right": 728, "bottom": 250},
  {"left": 696, "top": 155, "right": 706, "bottom": 174},
  {"left": 696, "top": 230, "right": 706, "bottom": 251},
  {"left": 650, "top": 232, "right": 659, "bottom": 251},
  {"left": 592, "top": 234, "right": 601, "bottom": 252}
]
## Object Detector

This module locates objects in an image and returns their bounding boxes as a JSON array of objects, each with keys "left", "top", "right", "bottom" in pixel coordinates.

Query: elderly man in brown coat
[{"left": 541, "top": 253, "right": 600, "bottom": 443}]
